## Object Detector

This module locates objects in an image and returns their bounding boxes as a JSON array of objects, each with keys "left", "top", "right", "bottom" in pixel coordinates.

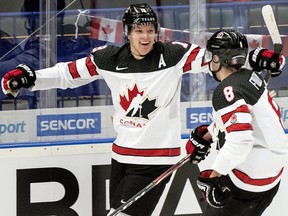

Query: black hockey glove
[
  {"left": 197, "top": 170, "right": 231, "bottom": 209},
  {"left": 249, "top": 47, "right": 285, "bottom": 77},
  {"left": 1, "top": 64, "right": 36, "bottom": 97},
  {"left": 185, "top": 125, "right": 212, "bottom": 164}
]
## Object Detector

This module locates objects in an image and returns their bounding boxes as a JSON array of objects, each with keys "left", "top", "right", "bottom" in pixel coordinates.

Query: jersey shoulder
[
  {"left": 91, "top": 45, "right": 123, "bottom": 70},
  {"left": 162, "top": 41, "right": 191, "bottom": 52},
  {"left": 212, "top": 69, "right": 266, "bottom": 110},
  {"left": 161, "top": 41, "right": 192, "bottom": 64}
]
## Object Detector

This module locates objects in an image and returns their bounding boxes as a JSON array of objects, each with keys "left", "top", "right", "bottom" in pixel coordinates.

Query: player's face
[
  {"left": 128, "top": 24, "right": 156, "bottom": 59},
  {"left": 208, "top": 54, "right": 222, "bottom": 81},
  {"left": 210, "top": 55, "right": 221, "bottom": 72}
]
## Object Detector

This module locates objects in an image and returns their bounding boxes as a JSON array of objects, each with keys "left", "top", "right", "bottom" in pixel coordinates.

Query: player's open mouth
[{"left": 140, "top": 42, "right": 149, "bottom": 46}]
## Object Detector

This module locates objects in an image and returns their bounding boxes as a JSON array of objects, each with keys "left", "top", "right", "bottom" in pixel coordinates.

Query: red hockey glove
[
  {"left": 197, "top": 170, "right": 230, "bottom": 209},
  {"left": 186, "top": 125, "right": 212, "bottom": 164},
  {"left": 249, "top": 47, "right": 285, "bottom": 77},
  {"left": 1, "top": 64, "right": 36, "bottom": 97}
]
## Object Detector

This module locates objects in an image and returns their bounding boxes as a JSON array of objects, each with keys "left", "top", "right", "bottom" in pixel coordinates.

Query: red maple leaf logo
[
  {"left": 249, "top": 39, "right": 260, "bottom": 49},
  {"left": 102, "top": 24, "right": 113, "bottom": 35},
  {"left": 119, "top": 84, "right": 144, "bottom": 111}
]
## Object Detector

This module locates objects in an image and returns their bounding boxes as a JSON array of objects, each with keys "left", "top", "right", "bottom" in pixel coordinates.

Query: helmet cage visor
[
  {"left": 217, "top": 48, "right": 247, "bottom": 67},
  {"left": 204, "top": 50, "right": 213, "bottom": 63}
]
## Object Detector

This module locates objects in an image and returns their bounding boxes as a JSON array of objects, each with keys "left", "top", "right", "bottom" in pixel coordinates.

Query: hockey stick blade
[
  {"left": 262, "top": 5, "right": 282, "bottom": 47},
  {"left": 108, "top": 154, "right": 191, "bottom": 216}
]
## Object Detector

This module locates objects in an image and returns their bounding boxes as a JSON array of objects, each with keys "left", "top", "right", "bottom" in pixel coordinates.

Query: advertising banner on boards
[{"left": 1, "top": 98, "right": 288, "bottom": 146}]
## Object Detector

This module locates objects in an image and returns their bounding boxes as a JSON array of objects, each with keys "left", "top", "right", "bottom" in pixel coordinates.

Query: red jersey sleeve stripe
[
  {"left": 267, "top": 91, "right": 281, "bottom": 119},
  {"left": 68, "top": 61, "right": 80, "bottom": 79},
  {"left": 86, "top": 56, "right": 98, "bottom": 76},
  {"left": 226, "top": 123, "right": 253, "bottom": 133},
  {"left": 183, "top": 46, "right": 200, "bottom": 73},
  {"left": 112, "top": 143, "right": 180, "bottom": 157},
  {"left": 232, "top": 168, "right": 283, "bottom": 186},
  {"left": 222, "top": 105, "right": 250, "bottom": 124}
]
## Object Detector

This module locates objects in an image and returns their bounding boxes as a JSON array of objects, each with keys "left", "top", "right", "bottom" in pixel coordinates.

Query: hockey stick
[
  {"left": 262, "top": 4, "right": 283, "bottom": 84},
  {"left": 108, "top": 154, "right": 191, "bottom": 216}
]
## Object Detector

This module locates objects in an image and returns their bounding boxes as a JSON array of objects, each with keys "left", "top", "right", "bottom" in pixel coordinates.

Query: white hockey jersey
[
  {"left": 32, "top": 41, "right": 209, "bottom": 165},
  {"left": 209, "top": 69, "right": 288, "bottom": 192}
]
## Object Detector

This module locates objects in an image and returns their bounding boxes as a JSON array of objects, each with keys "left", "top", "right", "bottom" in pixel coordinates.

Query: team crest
[
  {"left": 230, "top": 114, "right": 237, "bottom": 124},
  {"left": 119, "top": 83, "right": 159, "bottom": 120}
]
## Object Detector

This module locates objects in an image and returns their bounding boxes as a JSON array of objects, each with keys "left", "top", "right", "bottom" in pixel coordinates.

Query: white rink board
[
  {"left": 0, "top": 98, "right": 287, "bottom": 215},
  {"left": 0, "top": 141, "right": 287, "bottom": 215}
]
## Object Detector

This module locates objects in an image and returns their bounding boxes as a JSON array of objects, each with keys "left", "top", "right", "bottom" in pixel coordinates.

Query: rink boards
[{"left": 0, "top": 98, "right": 288, "bottom": 215}]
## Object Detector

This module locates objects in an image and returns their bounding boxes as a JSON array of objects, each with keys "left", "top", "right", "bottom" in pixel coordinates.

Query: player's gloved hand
[
  {"left": 249, "top": 47, "right": 286, "bottom": 77},
  {"left": 185, "top": 125, "right": 212, "bottom": 164},
  {"left": 1, "top": 64, "right": 36, "bottom": 97},
  {"left": 197, "top": 170, "right": 230, "bottom": 208}
]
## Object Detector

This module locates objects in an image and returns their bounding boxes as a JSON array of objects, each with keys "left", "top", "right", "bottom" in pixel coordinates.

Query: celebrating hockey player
[
  {"left": 1, "top": 3, "right": 285, "bottom": 216},
  {"left": 188, "top": 29, "right": 288, "bottom": 216}
]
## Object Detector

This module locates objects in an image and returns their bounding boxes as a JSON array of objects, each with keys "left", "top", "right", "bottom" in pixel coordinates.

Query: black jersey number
[{"left": 223, "top": 86, "right": 235, "bottom": 102}]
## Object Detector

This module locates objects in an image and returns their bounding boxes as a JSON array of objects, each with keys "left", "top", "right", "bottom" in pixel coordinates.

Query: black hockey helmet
[
  {"left": 206, "top": 30, "right": 248, "bottom": 68},
  {"left": 122, "top": 3, "right": 159, "bottom": 35}
]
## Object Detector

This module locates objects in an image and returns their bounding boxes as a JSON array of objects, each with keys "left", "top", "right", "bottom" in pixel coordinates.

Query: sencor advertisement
[
  {"left": 37, "top": 113, "right": 101, "bottom": 136},
  {"left": 0, "top": 106, "right": 116, "bottom": 145},
  {"left": 186, "top": 106, "right": 213, "bottom": 129}
]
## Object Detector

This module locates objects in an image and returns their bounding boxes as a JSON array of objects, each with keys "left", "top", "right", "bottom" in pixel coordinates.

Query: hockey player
[
  {"left": 1, "top": 4, "right": 285, "bottom": 216},
  {"left": 189, "top": 29, "right": 288, "bottom": 216}
]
